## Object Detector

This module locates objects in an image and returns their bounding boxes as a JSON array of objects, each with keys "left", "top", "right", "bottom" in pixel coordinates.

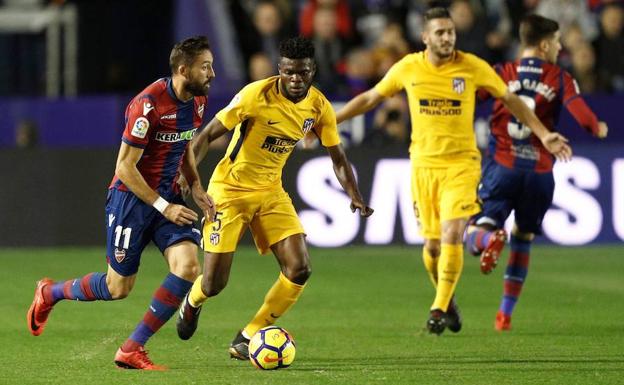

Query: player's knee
[
  {"left": 424, "top": 240, "right": 441, "bottom": 258},
  {"left": 169, "top": 257, "right": 201, "bottom": 281},
  {"left": 284, "top": 264, "right": 311, "bottom": 285},
  {"left": 425, "top": 245, "right": 440, "bottom": 258}
]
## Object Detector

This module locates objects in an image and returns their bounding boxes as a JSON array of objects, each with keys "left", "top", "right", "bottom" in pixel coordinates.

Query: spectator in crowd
[
  {"left": 248, "top": 52, "right": 275, "bottom": 81},
  {"left": 15, "top": 119, "right": 39, "bottom": 149},
  {"left": 350, "top": 0, "right": 409, "bottom": 47},
  {"left": 299, "top": 0, "right": 355, "bottom": 40},
  {"left": 310, "top": 6, "right": 351, "bottom": 94},
  {"left": 234, "top": 0, "right": 291, "bottom": 71},
  {"left": 535, "top": 0, "right": 599, "bottom": 41},
  {"left": 344, "top": 48, "right": 376, "bottom": 96},
  {"left": 593, "top": 3, "right": 624, "bottom": 93},
  {"left": 570, "top": 42, "right": 598, "bottom": 93},
  {"left": 558, "top": 23, "right": 587, "bottom": 71},
  {"left": 362, "top": 94, "right": 410, "bottom": 147},
  {"left": 370, "top": 22, "right": 411, "bottom": 79},
  {"left": 251, "top": 0, "right": 288, "bottom": 65},
  {"left": 450, "top": 0, "right": 493, "bottom": 60}
]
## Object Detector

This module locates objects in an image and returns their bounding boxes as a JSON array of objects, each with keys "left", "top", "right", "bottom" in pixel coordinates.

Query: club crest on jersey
[
  {"left": 143, "top": 102, "right": 154, "bottom": 116},
  {"left": 198, "top": 103, "right": 205, "bottom": 118},
  {"left": 452, "top": 77, "right": 465, "bottom": 94},
  {"left": 210, "top": 232, "right": 220, "bottom": 245},
  {"left": 131, "top": 117, "right": 149, "bottom": 138},
  {"left": 302, "top": 118, "right": 315, "bottom": 134},
  {"left": 114, "top": 248, "right": 126, "bottom": 263}
]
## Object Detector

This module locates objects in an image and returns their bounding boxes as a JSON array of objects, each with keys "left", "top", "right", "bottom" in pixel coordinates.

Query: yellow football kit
[
  {"left": 204, "top": 76, "right": 341, "bottom": 254},
  {"left": 375, "top": 50, "right": 507, "bottom": 238}
]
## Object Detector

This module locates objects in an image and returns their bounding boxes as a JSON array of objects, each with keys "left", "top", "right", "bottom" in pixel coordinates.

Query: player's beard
[
  {"left": 433, "top": 42, "right": 454, "bottom": 59},
  {"left": 185, "top": 80, "right": 210, "bottom": 96}
]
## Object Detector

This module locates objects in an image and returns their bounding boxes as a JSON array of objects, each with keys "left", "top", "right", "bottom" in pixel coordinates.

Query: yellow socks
[
  {"left": 188, "top": 274, "right": 207, "bottom": 308},
  {"left": 422, "top": 247, "right": 439, "bottom": 288},
  {"left": 243, "top": 272, "right": 305, "bottom": 338},
  {"left": 432, "top": 244, "right": 463, "bottom": 312}
]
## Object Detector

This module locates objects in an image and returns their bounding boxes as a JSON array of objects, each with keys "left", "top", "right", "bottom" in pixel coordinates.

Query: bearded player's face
[
  {"left": 423, "top": 18, "right": 456, "bottom": 59},
  {"left": 184, "top": 50, "right": 215, "bottom": 96}
]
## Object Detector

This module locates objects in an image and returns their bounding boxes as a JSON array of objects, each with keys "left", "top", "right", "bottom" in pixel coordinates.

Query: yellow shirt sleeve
[
  {"left": 315, "top": 97, "right": 341, "bottom": 147},
  {"left": 473, "top": 56, "right": 507, "bottom": 98},
  {"left": 215, "top": 85, "right": 255, "bottom": 130},
  {"left": 374, "top": 58, "right": 406, "bottom": 97}
]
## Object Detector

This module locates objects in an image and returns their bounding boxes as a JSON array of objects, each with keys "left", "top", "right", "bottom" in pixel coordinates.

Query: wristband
[{"left": 153, "top": 196, "right": 169, "bottom": 214}]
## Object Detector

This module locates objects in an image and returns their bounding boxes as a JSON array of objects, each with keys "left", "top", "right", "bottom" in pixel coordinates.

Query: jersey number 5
[{"left": 507, "top": 95, "right": 536, "bottom": 140}]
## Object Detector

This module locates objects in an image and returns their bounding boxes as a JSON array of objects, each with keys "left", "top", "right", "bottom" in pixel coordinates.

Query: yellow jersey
[
  {"left": 210, "top": 76, "right": 341, "bottom": 190},
  {"left": 374, "top": 50, "right": 507, "bottom": 167}
]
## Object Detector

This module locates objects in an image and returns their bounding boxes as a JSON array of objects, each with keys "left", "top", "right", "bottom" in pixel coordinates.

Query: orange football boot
[
  {"left": 480, "top": 229, "right": 507, "bottom": 274},
  {"left": 27, "top": 278, "right": 55, "bottom": 336},
  {"left": 114, "top": 347, "right": 167, "bottom": 371}
]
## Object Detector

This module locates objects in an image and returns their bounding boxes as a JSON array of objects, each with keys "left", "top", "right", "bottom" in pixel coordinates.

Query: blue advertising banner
[{"left": 1, "top": 95, "right": 622, "bottom": 147}]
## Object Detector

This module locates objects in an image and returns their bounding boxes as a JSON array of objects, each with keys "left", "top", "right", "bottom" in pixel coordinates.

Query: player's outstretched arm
[
  {"left": 115, "top": 143, "right": 198, "bottom": 226},
  {"left": 335, "top": 89, "right": 386, "bottom": 124},
  {"left": 500, "top": 91, "right": 573, "bottom": 162},
  {"left": 180, "top": 145, "right": 215, "bottom": 221},
  {"left": 326, "top": 144, "right": 374, "bottom": 217},
  {"left": 178, "top": 117, "right": 230, "bottom": 195},
  {"left": 192, "top": 117, "right": 230, "bottom": 165}
]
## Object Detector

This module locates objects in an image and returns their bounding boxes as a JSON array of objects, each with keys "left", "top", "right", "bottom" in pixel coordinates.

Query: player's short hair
[
  {"left": 169, "top": 36, "right": 211, "bottom": 73},
  {"left": 424, "top": 7, "right": 451, "bottom": 24},
  {"left": 279, "top": 36, "right": 315, "bottom": 60},
  {"left": 519, "top": 15, "right": 560, "bottom": 47}
]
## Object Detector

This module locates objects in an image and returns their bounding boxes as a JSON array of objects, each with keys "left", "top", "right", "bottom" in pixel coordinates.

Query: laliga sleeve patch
[
  {"left": 225, "top": 93, "right": 241, "bottom": 110},
  {"left": 131, "top": 117, "right": 149, "bottom": 138}
]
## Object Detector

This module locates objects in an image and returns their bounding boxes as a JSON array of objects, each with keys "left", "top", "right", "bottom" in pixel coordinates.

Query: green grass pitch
[{"left": 1, "top": 245, "right": 623, "bottom": 384}]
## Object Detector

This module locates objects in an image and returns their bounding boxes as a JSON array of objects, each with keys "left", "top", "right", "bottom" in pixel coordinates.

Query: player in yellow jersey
[
  {"left": 175, "top": 36, "right": 373, "bottom": 358},
  {"left": 335, "top": 8, "right": 571, "bottom": 335}
]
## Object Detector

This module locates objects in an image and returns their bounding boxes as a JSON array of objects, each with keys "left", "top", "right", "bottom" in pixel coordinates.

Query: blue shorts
[
  {"left": 472, "top": 159, "right": 554, "bottom": 234},
  {"left": 105, "top": 189, "right": 201, "bottom": 276}
]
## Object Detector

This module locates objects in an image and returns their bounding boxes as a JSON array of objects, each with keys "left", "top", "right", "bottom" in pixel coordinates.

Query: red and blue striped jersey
[
  {"left": 485, "top": 57, "right": 599, "bottom": 172},
  {"left": 109, "top": 78, "right": 207, "bottom": 198}
]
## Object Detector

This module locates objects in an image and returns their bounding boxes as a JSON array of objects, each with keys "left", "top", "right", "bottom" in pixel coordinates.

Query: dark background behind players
[
  {"left": 0, "top": 0, "right": 623, "bottom": 98},
  {"left": 0, "top": 0, "right": 622, "bottom": 247}
]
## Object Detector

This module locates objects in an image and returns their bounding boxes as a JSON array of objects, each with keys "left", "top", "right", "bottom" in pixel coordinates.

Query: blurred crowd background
[{"left": 0, "top": 0, "right": 622, "bottom": 148}]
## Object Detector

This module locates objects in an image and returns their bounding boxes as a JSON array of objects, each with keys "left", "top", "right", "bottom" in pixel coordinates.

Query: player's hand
[
  {"left": 163, "top": 203, "right": 198, "bottom": 226},
  {"left": 191, "top": 182, "right": 216, "bottom": 220},
  {"left": 350, "top": 200, "right": 374, "bottom": 217},
  {"left": 596, "top": 121, "right": 608, "bottom": 139},
  {"left": 541, "top": 132, "right": 572, "bottom": 162},
  {"left": 177, "top": 175, "right": 190, "bottom": 197}
]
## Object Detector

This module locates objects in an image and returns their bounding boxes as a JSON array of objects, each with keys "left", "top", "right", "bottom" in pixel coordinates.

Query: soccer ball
[{"left": 248, "top": 326, "right": 296, "bottom": 370}]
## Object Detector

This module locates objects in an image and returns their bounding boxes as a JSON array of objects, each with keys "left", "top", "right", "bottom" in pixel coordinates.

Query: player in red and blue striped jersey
[
  {"left": 465, "top": 15, "right": 608, "bottom": 331},
  {"left": 26, "top": 36, "right": 216, "bottom": 370}
]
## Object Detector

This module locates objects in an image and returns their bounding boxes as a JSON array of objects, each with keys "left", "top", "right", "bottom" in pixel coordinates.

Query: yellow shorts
[
  {"left": 411, "top": 163, "right": 481, "bottom": 239},
  {"left": 202, "top": 185, "right": 305, "bottom": 254}
]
